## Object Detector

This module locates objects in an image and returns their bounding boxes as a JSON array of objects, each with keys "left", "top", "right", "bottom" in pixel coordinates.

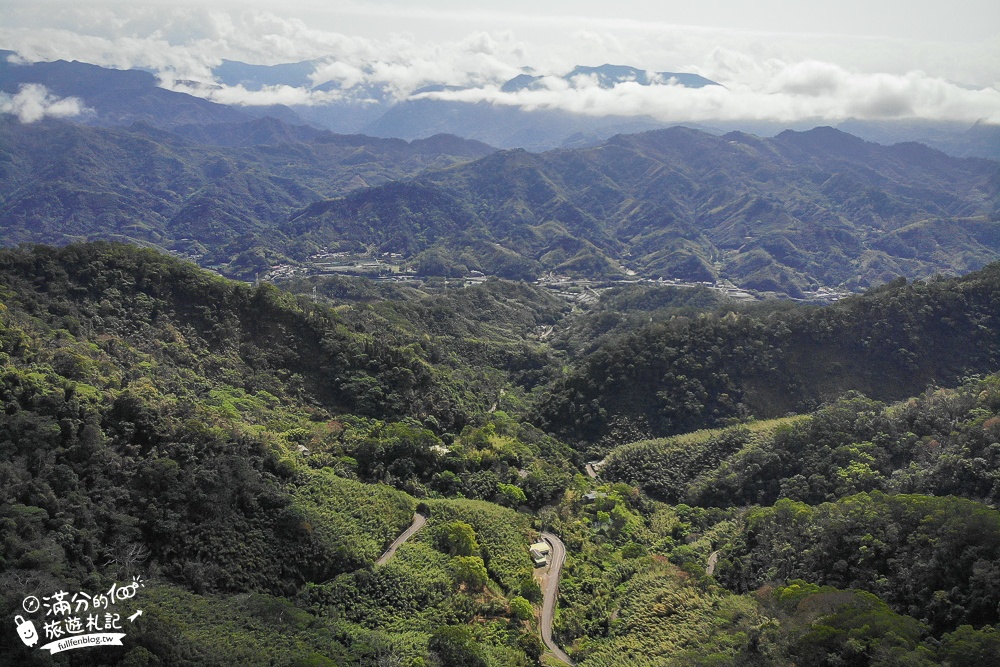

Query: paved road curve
[
  {"left": 540, "top": 531, "right": 574, "bottom": 666},
  {"left": 375, "top": 513, "right": 427, "bottom": 566}
]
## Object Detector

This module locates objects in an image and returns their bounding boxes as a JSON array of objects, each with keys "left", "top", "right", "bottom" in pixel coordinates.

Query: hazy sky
[{"left": 2, "top": 0, "right": 999, "bottom": 124}]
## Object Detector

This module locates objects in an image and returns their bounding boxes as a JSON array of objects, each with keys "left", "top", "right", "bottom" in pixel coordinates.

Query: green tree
[
  {"left": 452, "top": 556, "right": 489, "bottom": 591},
  {"left": 509, "top": 595, "right": 534, "bottom": 621},
  {"left": 428, "top": 626, "right": 488, "bottom": 667},
  {"left": 939, "top": 625, "right": 1000, "bottom": 667},
  {"left": 438, "top": 521, "right": 481, "bottom": 557},
  {"left": 497, "top": 483, "right": 527, "bottom": 507},
  {"left": 518, "top": 633, "right": 544, "bottom": 661}
]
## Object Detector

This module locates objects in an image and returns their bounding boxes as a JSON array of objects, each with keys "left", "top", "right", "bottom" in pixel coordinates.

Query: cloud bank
[
  {"left": 0, "top": 84, "right": 87, "bottom": 123},
  {"left": 413, "top": 58, "right": 1000, "bottom": 124},
  {"left": 1, "top": 4, "right": 997, "bottom": 124}
]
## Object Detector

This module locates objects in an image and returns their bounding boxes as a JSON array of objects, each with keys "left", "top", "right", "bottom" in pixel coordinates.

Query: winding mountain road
[
  {"left": 375, "top": 513, "right": 427, "bottom": 565},
  {"left": 540, "top": 531, "right": 574, "bottom": 666}
]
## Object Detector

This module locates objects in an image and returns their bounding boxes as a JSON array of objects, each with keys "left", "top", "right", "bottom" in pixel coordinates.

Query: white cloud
[
  {"left": 412, "top": 63, "right": 1000, "bottom": 124},
  {"left": 0, "top": 3, "right": 997, "bottom": 123},
  {"left": 0, "top": 83, "right": 87, "bottom": 122},
  {"left": 770, "top": 60, "right": 845, "bottom": 97},
  {"left": 167, "top": 81, "right": 347, "bottom": 107},
  {"left": 1, "top": 8, "right": 529, "bottom": 101},
  {"left": 309, "top": 61, "right": 366, "bottom": 89}
]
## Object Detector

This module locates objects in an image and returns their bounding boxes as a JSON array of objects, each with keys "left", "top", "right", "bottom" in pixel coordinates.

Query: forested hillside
[
  {"left": 291, "top": 126, "right": 1000, "bottom": 291},
  {"left": 4, "top": 9, "right": 1000, "bottom": 666},
  {"left": 537, "top": 266, "right": 1000, "bottom": 447},
  {"left": 0, "top": 244, "right": 568, "bottom": 664},
  {"left": 0, "top": 116, "right": 495, "bottom": 278},
  {"left": 4, "top": 243, "right": 1000, "bottom": 665},
  {"left": 3, "top": 114, "right": 999, "bottom": 292}
]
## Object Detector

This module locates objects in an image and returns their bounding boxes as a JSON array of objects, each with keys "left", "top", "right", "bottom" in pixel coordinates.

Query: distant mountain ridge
[
  {"left": 2, "top": 54, "right": 999, "bottom": 293},
  {"left": 203, "top": 59, "right": 724, "bottom": 147},
  {"left": 213, "top": 57, "right": 997, "bottom": 156},
  {"left": 210, "top": 60, "right": 721, "bottom": 94},
  {"left": 0, "top": 114, "right": 496, "bottom": 276},
  {"left": 3, "top": 52, "right": 998, "bottom": 156},
  {"left": 213, "top": 58, "right": 318, "bottom": 90},
  {"left": 501, "top": 64, "right": 719, "bottom": 91},
  {"left": 288, "top": 125, "right": 1000, "bottom": 294},
  {"left": 363, "top": 63, "right": 720, "bottom": 149},
  {"left": 0, "top": 51, "right": 264, "bottom": 127}
]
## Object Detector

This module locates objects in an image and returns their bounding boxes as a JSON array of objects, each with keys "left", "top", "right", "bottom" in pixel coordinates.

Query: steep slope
[
  {"left": 535, "top": 263, "right": 1000, "bottom": 445},
  {"left": 0, "top": 116, "right": 495, "bottom": 277},
  {"left": 0, "top": 53, "right": 258, "bottom": 128},
  {"left": 0, "top": 242, "right": 568, "bottom": 665},
  {"left": 5, "top": 242, "right": 1000, "bottom": 665},
  {"left": 291, "top": 126, "right": 1000, "bottom": 291}
]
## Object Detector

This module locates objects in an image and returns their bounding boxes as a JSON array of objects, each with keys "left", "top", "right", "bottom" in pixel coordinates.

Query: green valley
[
  {"left": 2, "top": 243, "right": 1000, "bottom": 665},
  {"left": 3, "top": 10, "right": 1000, "bottom": 665}
]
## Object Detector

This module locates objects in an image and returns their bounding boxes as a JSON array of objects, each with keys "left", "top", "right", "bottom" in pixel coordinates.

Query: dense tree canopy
[{"left": 3, "top": 243, "right": 1000, "bottom": 665}]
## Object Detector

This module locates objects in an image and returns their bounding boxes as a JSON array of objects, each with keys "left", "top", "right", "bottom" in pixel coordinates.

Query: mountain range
[
  {"left": 0, "top": 51, "right": 261, "bottom": 127},
  {"left": 5, "top": 53, "right": 998, "bottom": 155},
  {"left": 0, "top": 113, "right": 496, "bottom": 275},
  {"left": 210, "top": 59, "right": 723, "bottom": 148},
  {"left": 289, "top": 126, "right": 1000, "bottom": 294},
  {"left": 1, "top": 53, "right": 999, "bottom": 294},
  {"left": 7, "top": 46, "right": 1000, "bottom": 667},
  {"left": 1, "top": 109, "right": 998, "bottom": 293},
  {"left": 206, "top": 58, "right": 1000, "bottom": 155}
]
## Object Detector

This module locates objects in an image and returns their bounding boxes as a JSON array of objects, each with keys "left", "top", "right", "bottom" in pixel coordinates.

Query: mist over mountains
[
  {"left": 6, "top": 33, "right": 1000, "bottom": 667},
  {"left": 211, "top": 58, "right": 1000, "bottom": 156},
  {"left": 3, "top": 52, "right": 998, "bottom": 156},
  {"left": 0, "top": 54, "right": 997, "bottom": 296}
]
